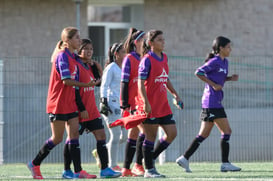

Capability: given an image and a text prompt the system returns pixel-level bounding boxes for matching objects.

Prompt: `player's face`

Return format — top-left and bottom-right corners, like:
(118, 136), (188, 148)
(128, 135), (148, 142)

(220, 42), (232, 57)
(116, 47), (126, 61)
(70, 31), (81, 50)
(152, 34), (165, 52)
(81, 43), (93, 60)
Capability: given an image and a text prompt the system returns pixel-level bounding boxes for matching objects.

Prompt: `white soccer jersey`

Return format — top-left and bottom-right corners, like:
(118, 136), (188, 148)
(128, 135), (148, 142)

(100, 62), (121, 108)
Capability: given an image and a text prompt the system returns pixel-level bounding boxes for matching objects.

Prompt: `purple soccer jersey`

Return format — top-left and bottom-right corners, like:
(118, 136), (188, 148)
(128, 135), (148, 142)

(55, 49), (74, 80)
(121, 52), (141, 82)
(195, 56), (229, 108)
(139, 51), (164, 80)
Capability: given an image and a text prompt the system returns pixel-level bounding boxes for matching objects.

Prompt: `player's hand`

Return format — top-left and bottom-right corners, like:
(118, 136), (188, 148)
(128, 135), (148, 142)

(80, 110), (89, 119)
(231, 74), (239, 81)
(143, 102), (151, 116)
(99, 98), (113, 116)
(173, 97), (184, 109)
(87, 80), (97, 87)
(212, 84), (222, 91)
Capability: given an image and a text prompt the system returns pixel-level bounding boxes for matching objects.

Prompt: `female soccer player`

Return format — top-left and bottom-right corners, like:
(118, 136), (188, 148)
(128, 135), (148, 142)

(176, 36), (241, 173)
(120, 28), (146, 177)
(27, 27), (95, 179)
(138, 29), (183, 178)
(62, 39), (121, 179)
(78, 38), (103, 86)
(100, 42), (126, 171)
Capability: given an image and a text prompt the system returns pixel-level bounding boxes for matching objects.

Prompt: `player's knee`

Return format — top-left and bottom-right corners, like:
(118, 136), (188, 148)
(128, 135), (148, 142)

(52, 137), (63, 145)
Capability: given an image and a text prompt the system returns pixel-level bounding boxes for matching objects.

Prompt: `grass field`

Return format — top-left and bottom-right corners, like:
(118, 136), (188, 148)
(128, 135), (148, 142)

(1, 162), (273, 180)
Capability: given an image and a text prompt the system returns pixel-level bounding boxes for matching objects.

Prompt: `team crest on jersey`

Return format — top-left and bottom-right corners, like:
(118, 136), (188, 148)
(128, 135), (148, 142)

(155, 68), (168, 83)
(84, 76), (95, 92)
(71, 65), (78, 80)
(218, 68), (227, 74)
(133, 77), (138, 83)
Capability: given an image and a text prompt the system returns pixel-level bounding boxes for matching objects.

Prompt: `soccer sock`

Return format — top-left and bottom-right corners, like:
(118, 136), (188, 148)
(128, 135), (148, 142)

(221, 134), (230, 163)
(68, 139), (82, 173)
(142, 140), (154, 170)
(97, 140), (108, 170)
(33, 138), (55, 166)
(63, 140), (71, 170)
(123, 138), (136, 169)
(153, 138), (170, 160)
(184, 135), (205, 160)
(107, 126), (120, 167)
(136, 133), (145, 165)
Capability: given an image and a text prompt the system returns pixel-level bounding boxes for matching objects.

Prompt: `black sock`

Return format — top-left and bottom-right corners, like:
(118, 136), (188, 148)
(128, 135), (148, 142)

(68, 139), (82, 173)
(33, 138), (55, 166)
(63, 140), (71, 170)
(123, 139), (136, 169)
(184, 135), (205, 160)
(142, 140), (154, 170)
(136, 133), (145, 165)
(97, 140), (108, 170)
(153, 138), (170, 160)
(221, 134), (230, 163)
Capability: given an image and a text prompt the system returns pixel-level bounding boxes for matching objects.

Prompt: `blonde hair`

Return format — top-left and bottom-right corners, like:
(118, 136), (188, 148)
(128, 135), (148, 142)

(50, 27), (78, 62)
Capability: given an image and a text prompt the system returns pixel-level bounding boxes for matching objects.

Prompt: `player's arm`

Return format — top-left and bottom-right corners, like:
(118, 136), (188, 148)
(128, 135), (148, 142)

(138, 57), (151, 115)
(195, 60), (222, 91)
(57, 53), (95, 87)
(166, 79), (183, 109)
(120, 57), (131, 109)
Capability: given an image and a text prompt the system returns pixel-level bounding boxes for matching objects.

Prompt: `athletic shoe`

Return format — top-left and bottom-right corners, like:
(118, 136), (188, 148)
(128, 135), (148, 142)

(100, 167), (121, 178)
(221, 162), (241, 172)
(176, 155), (192, 173)
(27, 161), (43, 179)
(112, 165), (121, 172)
(144, 168), (165, 178)
(62, 170), (75, 179)
(91, 149), (101, 168)
(132, 163), (145, 176)
(74, 170), (97, 179)
(121, 168), (137, 177)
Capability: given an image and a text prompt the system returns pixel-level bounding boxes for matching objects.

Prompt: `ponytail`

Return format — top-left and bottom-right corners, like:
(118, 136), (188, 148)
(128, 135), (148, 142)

(124, 28), (138, 53)
(104, 43), (123, 68)
(50, 40), (64, 63)
(205, 36), (231, 62)
(204, 52), (215, 63)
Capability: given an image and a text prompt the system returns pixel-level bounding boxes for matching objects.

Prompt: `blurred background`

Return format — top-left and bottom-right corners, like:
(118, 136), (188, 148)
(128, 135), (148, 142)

(0, 0), (273, 164)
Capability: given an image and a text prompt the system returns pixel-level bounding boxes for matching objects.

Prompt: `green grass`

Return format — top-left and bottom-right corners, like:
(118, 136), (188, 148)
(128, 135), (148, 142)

(1, 162), (273, 180)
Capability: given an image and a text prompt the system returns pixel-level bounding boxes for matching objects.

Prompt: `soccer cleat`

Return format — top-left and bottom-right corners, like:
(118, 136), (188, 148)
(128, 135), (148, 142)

(91, 149), (101, 168)
(131, 163), (145, 176)
(112, 165), (121, 172)
(27, 161), (44, 179)
(74, 170), (97, 179)
(100, 167), (121, 178)
(121, 168), (137, 177)
(221, 162), (241, 172)
(176, 155), (192, 173)
(62, 170), (75, 179)
(144, 168), (165, 178)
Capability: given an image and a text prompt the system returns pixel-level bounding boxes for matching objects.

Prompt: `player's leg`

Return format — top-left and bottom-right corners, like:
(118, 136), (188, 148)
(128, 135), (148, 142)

(153, 115), (176, 160)
(121, 127), (138, 176)
(176, 119), (214, 172)
(28, 118), (65, 179)
(214, 117), (241, 172)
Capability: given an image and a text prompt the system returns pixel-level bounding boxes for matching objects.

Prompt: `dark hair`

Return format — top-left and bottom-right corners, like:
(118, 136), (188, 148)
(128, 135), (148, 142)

(104, 43), (123, 67)
(142, 30), (163, 57)
(124, 27), (145, 53)
(204, 36), (231, 62)
(78, 38), (93, 54)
